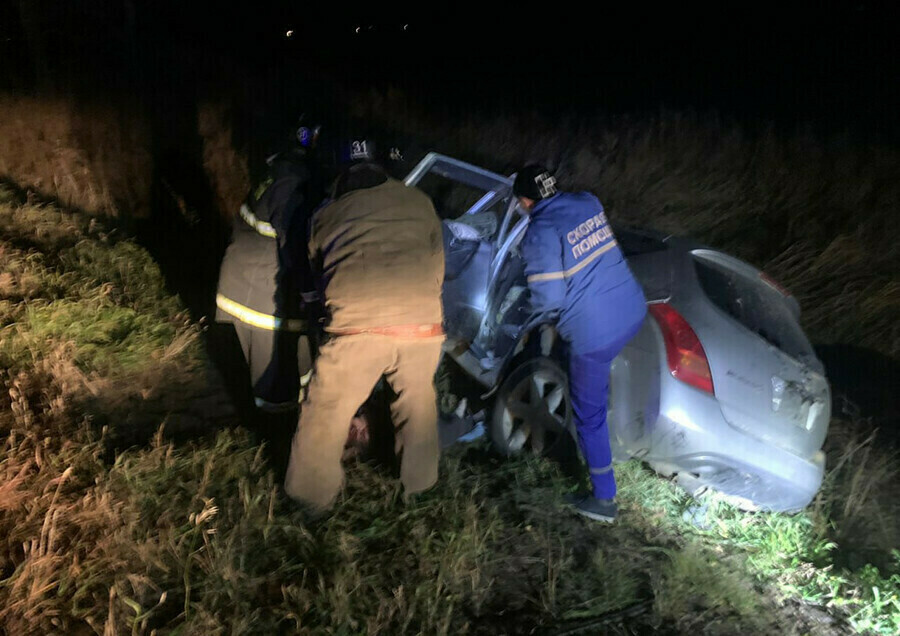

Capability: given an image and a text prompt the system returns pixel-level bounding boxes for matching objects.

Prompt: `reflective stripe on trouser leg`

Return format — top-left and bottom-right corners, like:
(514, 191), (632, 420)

(297, 334), (315, 402)
(284, 335), (391, 511)
(590, 464), (614, 476)
(569, 350), (616, 499)
(384, 337), (445, 496)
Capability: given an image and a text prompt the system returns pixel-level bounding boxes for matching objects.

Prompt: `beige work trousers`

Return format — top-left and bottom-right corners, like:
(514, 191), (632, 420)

(284, 333), (444, 511)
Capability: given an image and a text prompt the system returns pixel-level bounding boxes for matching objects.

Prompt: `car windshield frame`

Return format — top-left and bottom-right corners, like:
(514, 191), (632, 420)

(405, 153), (525, 278)
(405, 152), (512, 196)
(405, 153), (540, 358)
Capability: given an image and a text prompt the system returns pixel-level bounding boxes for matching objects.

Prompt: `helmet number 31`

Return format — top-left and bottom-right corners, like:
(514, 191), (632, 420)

(350, 140), (369, 160)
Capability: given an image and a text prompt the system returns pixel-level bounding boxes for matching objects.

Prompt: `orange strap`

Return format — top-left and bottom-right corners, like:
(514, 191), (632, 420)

(328, 323), (444, 338)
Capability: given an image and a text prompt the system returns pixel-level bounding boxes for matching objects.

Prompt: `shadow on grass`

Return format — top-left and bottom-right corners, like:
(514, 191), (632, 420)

(132, 103), (230, 325)
(1, 173), (240, 423)
(816, 343), (900, 446)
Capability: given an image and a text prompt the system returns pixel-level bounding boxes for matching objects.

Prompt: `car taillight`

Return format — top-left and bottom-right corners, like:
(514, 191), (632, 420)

(648, 303), (715, 394)
(759, 272), (790, 297)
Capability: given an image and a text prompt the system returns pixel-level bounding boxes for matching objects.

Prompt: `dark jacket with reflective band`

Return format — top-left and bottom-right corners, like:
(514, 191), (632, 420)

(216, 218), (297, 327)
(251, 152), (319, 303)
(250, 153), (309, 236)
(216, 155), (315, 329)
(309, 177), (444, 332)
(521, 192), (647, 352)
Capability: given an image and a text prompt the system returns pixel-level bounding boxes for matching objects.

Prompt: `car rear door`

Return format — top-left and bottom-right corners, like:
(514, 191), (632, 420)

(688, 250), (830, 460)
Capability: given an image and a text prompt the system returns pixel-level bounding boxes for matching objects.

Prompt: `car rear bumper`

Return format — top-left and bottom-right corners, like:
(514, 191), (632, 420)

(656, 450), (825, 512)
(647, 380), (826, 512)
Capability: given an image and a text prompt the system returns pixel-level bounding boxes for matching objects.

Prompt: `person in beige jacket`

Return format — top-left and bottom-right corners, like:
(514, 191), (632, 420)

(284, 139), (445, 512)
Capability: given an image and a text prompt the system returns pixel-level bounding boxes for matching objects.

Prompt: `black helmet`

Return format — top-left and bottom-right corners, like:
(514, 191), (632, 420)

(335, 136), (406, 175)
(331, 136), (389, 198)
(264, 113), (322, 167)
(513, 164), (558, 201)
(296, 124), (321, 149)
(338, 138), (377, 165)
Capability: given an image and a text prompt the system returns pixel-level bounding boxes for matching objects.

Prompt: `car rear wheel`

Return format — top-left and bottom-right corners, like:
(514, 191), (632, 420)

(491, 356), (575, 455)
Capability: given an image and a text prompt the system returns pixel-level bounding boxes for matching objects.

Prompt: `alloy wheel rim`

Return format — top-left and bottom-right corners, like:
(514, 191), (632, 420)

(500, 369), (569, 453)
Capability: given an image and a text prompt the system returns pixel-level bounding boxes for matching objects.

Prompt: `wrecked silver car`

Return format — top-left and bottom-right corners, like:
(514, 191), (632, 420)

(407, 153), (831, 512)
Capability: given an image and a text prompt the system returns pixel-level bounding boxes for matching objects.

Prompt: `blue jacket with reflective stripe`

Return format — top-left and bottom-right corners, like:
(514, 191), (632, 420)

(521, 192), (647, 352)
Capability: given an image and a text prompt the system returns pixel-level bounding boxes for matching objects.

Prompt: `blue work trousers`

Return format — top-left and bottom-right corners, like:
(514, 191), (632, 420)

(568, 327), (639, 500)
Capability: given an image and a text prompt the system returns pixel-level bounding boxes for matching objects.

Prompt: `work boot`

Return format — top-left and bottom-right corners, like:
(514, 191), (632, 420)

(565, 492), (617, 523)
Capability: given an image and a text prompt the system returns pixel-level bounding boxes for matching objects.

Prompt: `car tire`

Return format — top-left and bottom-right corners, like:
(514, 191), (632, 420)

(490, 356), (576, 456)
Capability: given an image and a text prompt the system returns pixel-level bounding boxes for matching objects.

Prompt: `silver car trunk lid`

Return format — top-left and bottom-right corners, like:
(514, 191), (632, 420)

(687, 250), (830, 459)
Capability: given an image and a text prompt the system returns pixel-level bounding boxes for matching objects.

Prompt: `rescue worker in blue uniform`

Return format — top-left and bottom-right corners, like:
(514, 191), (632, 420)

(514, 165), (647, 522)
(215, 123), (323, 413)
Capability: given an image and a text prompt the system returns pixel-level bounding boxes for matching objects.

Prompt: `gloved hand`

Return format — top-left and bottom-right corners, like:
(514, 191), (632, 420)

(300, 291), (319, 304)
(518, 310), (560, 339)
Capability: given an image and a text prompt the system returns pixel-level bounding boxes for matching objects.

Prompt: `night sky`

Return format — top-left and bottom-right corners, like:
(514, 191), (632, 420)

(172, 1), (899, 137)
(1, 0), (896, 138)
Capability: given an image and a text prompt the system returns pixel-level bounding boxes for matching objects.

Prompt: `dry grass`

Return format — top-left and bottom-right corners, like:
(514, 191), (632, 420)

(814, 420), (900, 573)
(653, 544), (767, 630)
(0, 96), (152, 218)
(197, 101), (251, 219)
(0, 96), (249, 226)
(2, 92), (899, 632)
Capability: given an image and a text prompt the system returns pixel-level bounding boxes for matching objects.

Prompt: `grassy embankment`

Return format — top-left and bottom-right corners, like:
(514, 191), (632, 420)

(1, 104), (900, 633)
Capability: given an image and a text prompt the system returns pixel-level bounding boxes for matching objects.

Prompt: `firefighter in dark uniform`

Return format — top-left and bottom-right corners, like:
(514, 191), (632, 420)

(215, 123), (323, 413)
